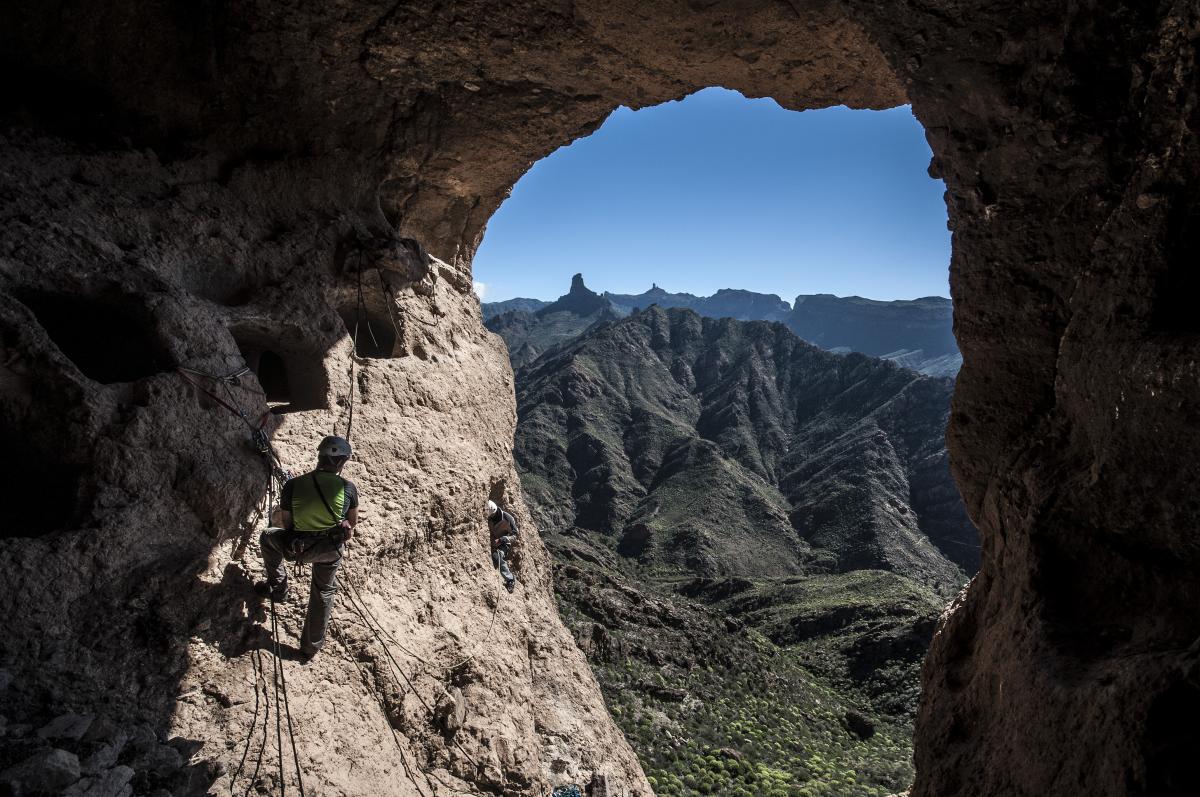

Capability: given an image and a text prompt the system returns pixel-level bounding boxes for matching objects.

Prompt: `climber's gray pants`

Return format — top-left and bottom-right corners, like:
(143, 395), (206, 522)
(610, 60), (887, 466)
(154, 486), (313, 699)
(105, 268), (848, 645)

(492, 545), (515, 584)
(260, 528), (343, 656)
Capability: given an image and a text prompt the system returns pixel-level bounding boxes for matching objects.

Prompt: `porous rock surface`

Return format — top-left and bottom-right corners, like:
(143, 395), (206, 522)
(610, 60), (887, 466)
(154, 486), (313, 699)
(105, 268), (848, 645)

(0, 135), (646, 794)
(2, 1), (1199, 796)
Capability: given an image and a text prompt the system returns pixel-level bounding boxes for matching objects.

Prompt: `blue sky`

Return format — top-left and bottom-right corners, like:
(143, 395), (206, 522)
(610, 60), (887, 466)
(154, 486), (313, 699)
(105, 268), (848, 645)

(473, 88), (949, 304)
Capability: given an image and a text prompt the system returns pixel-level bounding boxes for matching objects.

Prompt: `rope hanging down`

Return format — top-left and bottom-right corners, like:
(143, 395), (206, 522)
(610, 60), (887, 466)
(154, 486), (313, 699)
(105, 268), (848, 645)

(338, 550), (488, 777)
(338, 252), (378, 444)
(228, 648), (267, 797)
(270, 598), (306, 797)
(178, 366), (302, 796)
(344, 553), (502, 676)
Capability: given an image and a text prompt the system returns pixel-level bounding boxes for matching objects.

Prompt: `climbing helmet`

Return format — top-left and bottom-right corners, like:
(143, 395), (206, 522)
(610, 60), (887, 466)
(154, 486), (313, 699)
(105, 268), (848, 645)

(318, 435), (352, 460)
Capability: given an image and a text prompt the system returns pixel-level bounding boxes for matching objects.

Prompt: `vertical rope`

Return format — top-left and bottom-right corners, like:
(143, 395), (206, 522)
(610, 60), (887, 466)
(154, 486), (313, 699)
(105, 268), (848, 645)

(269, 602), (286, 796)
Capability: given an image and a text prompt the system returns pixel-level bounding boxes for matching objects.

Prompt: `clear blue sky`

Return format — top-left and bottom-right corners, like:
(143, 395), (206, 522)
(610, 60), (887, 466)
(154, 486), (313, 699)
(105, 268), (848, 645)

(473, 88), (950, 304)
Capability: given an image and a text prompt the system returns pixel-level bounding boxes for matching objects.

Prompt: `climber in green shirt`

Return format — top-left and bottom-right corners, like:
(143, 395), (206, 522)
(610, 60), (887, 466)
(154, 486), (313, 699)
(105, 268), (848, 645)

(256, 435), (359, 660)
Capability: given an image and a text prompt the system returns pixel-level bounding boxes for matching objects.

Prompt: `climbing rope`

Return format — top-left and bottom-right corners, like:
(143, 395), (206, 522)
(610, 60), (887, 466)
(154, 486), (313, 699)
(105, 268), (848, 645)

(268, 603), (285, 796)
(337, 551), (489, 776)
(272, 598), (307, 797)
(333, 632), (435, 797)
(376, 269), (405, 342)
(244, 648), (271, 797)
(337, 252), (378, 443)
(343, 552), (502, 676)
(268, 598), (306, 797)
(229, 647), (266, 797)
(176, 366), (290, 490)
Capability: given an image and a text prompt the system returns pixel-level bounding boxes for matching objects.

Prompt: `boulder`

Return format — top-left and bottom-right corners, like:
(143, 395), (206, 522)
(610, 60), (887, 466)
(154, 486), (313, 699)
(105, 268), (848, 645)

(37, 713), (95, 742)
(0, 748), (81, 795)
(434, 687), (468, 735)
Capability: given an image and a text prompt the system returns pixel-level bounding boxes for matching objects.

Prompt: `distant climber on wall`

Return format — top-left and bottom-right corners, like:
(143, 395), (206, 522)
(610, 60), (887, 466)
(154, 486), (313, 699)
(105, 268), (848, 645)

(256, 435), (359, 660)
(486, 499), (519, 593)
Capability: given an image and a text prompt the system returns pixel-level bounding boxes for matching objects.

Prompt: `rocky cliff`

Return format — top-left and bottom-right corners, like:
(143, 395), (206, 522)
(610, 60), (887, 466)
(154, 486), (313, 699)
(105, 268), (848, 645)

(786, 295), (960, 379)
(487, 275), (622, 368)
(481, 297), (551, 321)
(604, 286), (792, 323)
(0, 134), (647, 795)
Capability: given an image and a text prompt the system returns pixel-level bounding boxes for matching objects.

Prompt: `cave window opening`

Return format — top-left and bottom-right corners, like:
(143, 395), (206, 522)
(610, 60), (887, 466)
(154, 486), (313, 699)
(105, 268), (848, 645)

(232, 331), (329, 415)
(338, 307), (398, 359)
(17, 291), (171, 384)
(257, 350), (291, 406)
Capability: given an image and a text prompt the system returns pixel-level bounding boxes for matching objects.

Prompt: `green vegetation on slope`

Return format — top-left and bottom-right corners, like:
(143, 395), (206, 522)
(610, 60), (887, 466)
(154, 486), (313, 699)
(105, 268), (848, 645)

(552, 544), (936, 796)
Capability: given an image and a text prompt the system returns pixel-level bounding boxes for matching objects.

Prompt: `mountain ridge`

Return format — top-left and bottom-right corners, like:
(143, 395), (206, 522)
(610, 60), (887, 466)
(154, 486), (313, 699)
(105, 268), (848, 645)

(484, 275), (961, 377)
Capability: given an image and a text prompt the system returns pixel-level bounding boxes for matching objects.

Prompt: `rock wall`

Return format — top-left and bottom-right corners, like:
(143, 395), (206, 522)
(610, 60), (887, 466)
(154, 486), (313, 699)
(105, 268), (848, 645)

(0, 132), (647, 794)
(2, 1), (1199, 795)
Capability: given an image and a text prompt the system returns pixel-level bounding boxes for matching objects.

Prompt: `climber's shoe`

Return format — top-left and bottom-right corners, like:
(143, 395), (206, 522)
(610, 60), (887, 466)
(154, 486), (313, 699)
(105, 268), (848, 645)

(254, 581), (289, 603)
(505, 578), (517, 594)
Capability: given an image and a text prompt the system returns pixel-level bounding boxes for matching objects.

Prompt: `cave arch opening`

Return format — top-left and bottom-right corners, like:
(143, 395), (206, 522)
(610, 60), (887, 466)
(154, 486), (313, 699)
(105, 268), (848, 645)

(472, 87), (972, 797)
(1, 1), (1190, 794)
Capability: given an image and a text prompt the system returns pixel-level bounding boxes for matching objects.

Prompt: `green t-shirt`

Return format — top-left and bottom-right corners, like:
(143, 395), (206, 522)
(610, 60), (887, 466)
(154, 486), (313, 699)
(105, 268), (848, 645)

(281, 471), (359, 533)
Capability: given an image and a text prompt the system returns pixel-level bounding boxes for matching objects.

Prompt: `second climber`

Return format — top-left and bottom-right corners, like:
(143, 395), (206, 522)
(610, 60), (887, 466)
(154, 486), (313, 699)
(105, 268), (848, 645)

(256, 435), (359, 660)
(486, 499), (519, 593)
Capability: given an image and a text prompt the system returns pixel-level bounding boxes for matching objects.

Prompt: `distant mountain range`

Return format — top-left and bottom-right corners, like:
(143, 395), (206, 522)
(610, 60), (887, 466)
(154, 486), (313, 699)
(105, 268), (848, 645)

(496, 295), (978, 793)
(483, 275), (961, 377)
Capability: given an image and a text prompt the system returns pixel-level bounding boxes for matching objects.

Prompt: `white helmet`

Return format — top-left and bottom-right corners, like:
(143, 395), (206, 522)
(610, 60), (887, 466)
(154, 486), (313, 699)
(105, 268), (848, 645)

(486, 500), (499, 517)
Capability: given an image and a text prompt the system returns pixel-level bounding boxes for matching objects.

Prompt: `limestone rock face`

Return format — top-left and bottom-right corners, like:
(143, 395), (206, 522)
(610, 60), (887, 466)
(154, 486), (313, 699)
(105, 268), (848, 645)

(2, 1), (1199, 796)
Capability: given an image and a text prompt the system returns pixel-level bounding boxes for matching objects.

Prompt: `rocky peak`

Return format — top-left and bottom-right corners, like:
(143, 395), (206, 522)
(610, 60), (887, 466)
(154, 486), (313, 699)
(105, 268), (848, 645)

(537, 273), (611, 317)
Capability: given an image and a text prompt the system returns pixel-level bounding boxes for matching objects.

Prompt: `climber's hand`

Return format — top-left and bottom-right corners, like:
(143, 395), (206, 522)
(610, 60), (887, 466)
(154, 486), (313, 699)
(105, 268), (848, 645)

(340, 519), (354, 543)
